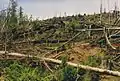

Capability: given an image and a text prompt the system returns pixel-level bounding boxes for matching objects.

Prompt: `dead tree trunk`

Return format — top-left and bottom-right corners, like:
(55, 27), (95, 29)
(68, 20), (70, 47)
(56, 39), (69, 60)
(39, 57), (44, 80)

(103, 27), (116, 49)
(1, 51), (120, 76)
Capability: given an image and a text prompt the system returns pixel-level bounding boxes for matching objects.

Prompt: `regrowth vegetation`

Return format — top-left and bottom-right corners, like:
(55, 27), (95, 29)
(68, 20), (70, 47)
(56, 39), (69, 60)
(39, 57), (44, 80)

(0, 0), (120, 81)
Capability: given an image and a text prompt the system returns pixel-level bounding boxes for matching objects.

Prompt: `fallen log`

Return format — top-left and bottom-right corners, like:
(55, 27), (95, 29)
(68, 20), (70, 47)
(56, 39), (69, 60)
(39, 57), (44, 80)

(44, 32), (82, 55)
(0, 51), (120, 76)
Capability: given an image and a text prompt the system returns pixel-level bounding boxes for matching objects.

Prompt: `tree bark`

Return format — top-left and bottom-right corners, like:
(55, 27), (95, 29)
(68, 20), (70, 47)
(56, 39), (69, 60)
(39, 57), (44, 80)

(103, 27), (116, 49)
(0, 51), (120, 76)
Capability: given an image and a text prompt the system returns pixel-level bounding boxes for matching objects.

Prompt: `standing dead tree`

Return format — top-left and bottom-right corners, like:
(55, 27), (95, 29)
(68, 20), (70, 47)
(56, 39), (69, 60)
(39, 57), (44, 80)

(0, 4), (10, 53)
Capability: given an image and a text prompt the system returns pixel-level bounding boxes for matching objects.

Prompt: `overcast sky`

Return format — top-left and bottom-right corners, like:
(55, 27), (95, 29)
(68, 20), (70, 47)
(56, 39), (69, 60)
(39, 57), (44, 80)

(0, 0), (120, 19)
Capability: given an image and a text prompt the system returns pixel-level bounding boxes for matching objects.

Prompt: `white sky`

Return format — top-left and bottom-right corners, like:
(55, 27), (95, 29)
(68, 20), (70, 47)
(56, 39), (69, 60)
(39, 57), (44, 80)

(0, 0), (120, 19)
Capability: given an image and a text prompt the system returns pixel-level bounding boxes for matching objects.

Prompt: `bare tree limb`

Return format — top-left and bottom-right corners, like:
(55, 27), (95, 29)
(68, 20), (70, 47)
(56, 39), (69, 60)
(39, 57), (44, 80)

(1, 51), (120, 76)
(43, 61), (53, 73)
(103, 27), (116, 49)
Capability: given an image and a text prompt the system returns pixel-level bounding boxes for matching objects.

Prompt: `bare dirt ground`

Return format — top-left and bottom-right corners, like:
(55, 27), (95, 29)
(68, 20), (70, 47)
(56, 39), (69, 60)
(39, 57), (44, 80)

(0, 42), (120, 81)
(0, 42), (103, 64)
(47, 42), (103, 63)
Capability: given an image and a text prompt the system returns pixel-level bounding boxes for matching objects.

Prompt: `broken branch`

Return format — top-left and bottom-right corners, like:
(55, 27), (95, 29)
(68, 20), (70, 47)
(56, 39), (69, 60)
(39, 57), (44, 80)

(0, 51), (120, 76)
